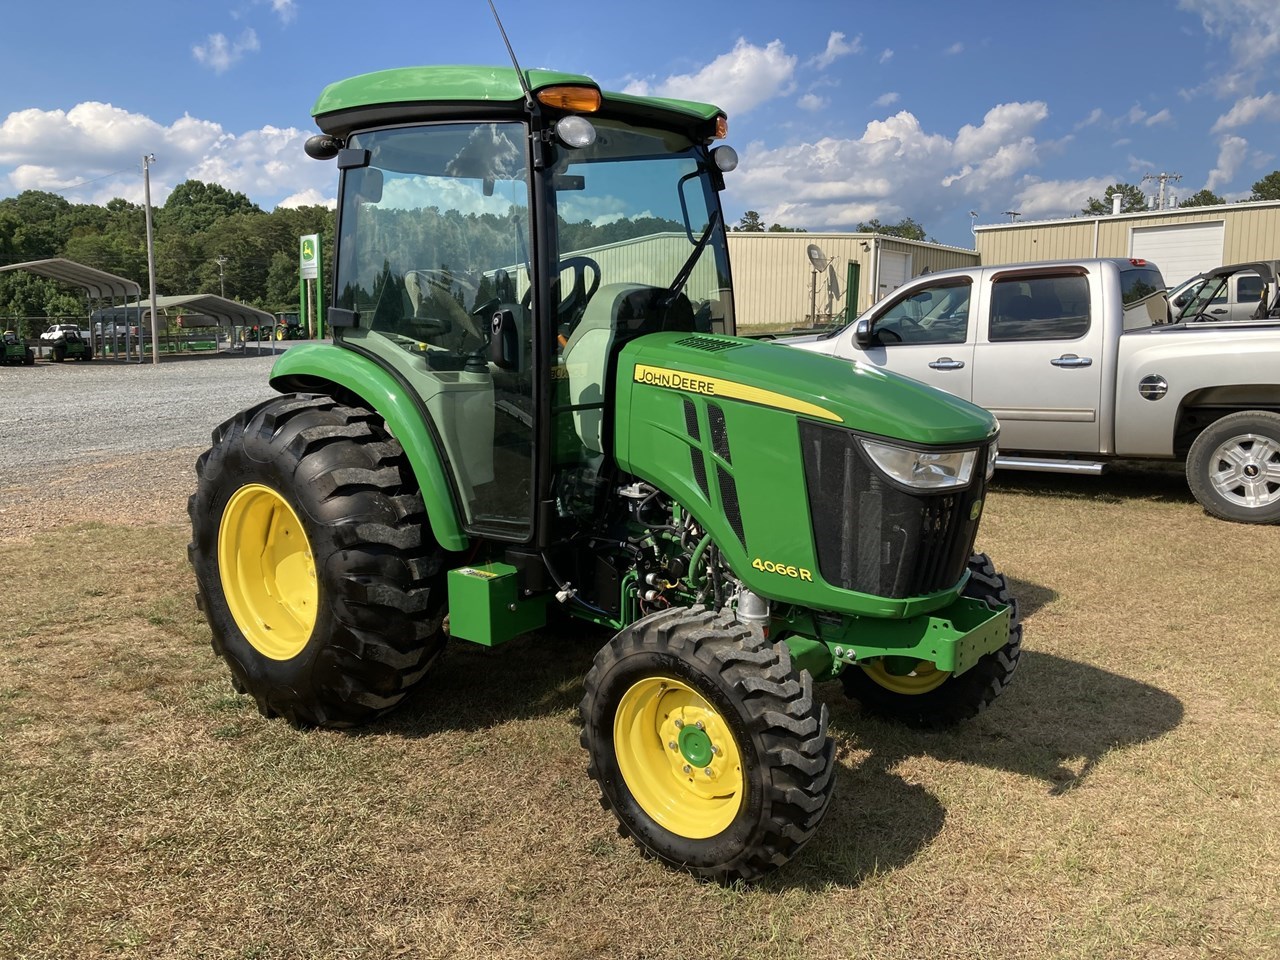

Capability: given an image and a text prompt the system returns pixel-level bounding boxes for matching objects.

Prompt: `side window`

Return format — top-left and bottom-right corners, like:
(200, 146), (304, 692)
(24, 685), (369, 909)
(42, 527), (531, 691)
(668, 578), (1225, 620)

(1237, 274), (1264, 303)
(870, 280), (971, 344)
(989, 274), (1090, 341)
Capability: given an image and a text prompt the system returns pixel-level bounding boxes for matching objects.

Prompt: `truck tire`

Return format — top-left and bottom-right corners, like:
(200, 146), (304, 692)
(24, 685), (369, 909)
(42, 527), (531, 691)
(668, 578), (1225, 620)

(51, 344), (65, 362)
(1185, 410), (1280, 524)
(580, 606), (835, 881)
(841, 553), (1022, 728)
(188, 393), (448, 728)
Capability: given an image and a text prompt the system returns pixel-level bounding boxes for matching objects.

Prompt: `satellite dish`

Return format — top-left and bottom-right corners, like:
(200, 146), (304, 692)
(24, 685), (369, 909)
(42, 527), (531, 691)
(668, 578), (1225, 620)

(806, 243), (830, 272)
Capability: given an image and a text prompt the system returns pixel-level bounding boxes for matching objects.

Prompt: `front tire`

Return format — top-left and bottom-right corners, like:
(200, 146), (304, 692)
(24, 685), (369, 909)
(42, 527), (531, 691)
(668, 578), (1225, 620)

(1186, 411), (1280, 524)
(580, 607), (835, 881)
(841, 553), (1022, 728)
(188, 394), (448, 728)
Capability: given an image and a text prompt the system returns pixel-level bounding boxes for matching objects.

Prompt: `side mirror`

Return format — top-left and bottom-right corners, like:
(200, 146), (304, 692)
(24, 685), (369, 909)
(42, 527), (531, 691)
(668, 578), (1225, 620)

(1173, 294), (1187, 307)
(487, 308), (521, 371)
(852, 317), (874, 348)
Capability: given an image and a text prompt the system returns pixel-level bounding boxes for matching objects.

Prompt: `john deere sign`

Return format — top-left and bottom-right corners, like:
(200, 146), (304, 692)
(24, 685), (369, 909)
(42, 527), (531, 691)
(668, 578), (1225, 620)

(300, 234), (320, 280)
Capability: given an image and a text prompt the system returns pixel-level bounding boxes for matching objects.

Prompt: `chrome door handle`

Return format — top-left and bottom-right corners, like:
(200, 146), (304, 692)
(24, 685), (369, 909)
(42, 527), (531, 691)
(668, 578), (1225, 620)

(928, 358), (965, 370)
(1050, 354), (1093, 368)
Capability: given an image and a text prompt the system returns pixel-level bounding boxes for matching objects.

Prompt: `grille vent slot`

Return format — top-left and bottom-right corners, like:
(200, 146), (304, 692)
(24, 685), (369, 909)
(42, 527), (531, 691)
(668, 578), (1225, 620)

(674, 335), (741, 352)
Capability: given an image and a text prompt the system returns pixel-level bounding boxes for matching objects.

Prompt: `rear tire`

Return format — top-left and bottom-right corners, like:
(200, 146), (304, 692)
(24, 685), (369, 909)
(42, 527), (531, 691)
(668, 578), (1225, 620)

(188, 393), (448, 728)
(581, 606), (835, 881)
(1186, 411), (1280, 524)
(51, 344), (65, 362)
(841, 553), (1022, 728)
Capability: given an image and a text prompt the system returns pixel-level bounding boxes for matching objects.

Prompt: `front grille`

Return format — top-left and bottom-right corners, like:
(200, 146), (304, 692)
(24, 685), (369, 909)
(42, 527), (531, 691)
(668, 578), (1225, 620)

(799, 422), (986, 598)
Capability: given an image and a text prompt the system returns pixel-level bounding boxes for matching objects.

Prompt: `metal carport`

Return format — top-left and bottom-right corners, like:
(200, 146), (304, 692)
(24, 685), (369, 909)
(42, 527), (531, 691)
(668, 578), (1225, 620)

(0, 258), (144, 360)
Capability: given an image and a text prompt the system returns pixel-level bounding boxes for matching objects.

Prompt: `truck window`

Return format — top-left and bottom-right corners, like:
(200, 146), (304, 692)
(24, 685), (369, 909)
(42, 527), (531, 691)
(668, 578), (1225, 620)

(1119, 264), (1169, 329)
(989, 275), (1089, 341)
(1238, 274), (1264, 304)
(870, 279), (970, 344)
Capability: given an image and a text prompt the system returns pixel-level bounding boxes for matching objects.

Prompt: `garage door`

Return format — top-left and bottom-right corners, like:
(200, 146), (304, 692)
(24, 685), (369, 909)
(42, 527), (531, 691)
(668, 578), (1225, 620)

(1130, 222), (1224, 287)
(877, 250), (912, 299)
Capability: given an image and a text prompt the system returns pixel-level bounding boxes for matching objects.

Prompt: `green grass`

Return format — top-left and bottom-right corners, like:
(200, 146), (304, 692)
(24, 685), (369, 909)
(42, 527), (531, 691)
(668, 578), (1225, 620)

(2, 471), (1278, 959)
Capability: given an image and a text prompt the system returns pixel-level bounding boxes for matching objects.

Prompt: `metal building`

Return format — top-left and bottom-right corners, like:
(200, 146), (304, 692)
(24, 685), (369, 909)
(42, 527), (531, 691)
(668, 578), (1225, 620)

(973, 200), (1280, 287)
(726, 233), (979, 329)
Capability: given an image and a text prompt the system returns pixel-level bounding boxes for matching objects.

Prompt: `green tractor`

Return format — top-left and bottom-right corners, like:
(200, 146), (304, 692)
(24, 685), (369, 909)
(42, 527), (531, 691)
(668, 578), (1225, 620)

(274, 313), (308, 341)
(188, 66), (1021, 881)
(51, 329), (92, 362)
(2, 330), (35, 366)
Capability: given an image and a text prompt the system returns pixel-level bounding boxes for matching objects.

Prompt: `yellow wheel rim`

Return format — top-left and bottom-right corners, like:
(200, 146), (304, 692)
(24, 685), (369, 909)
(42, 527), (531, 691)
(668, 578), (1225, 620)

(613, 676), (744, 840)
(862, 658), (951, 695)
(217, 483), (318, 660)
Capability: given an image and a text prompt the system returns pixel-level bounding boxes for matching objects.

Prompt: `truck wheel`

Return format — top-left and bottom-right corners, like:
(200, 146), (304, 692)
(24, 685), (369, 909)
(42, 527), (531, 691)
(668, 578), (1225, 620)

(51, 345), (65, 362)
(1185, 411), (1280, 524)
(187, 394), (448, 728)
(580, 606), (835, 881)
(841, 553), (1022, 728)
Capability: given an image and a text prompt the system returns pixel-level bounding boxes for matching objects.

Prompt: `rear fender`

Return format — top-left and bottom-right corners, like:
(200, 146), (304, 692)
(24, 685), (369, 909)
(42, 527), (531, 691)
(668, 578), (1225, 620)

(269, 342), (468, 550)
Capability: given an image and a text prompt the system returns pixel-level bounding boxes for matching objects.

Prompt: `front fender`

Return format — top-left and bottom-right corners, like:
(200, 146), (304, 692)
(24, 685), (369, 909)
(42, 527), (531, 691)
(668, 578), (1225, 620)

(269, 342), (469, 551)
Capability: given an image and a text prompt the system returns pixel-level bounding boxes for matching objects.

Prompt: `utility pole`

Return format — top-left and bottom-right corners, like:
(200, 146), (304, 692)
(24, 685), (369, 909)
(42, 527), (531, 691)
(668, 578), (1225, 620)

(1142, 172), (1182, 210)
(215, 255), (228, 298)
(143, 153), (160, 365)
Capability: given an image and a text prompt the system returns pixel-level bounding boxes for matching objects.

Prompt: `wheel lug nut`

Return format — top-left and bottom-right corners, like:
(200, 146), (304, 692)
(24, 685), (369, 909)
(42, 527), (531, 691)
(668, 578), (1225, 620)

(668, 741), (678, 751)
(682, 764), (692, 774)
(674, 719), (684, 729)
(704, 767), (713, 777)
(695, 720), (704, 730)
(710, 745), (720, 755)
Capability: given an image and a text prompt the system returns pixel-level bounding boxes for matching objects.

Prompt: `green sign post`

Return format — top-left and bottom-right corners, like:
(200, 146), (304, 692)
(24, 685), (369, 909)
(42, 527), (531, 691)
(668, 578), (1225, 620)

(299, 234), (324, 338)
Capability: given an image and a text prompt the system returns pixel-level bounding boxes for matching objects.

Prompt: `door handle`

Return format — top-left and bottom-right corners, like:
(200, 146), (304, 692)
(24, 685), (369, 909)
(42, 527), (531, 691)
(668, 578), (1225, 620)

(928, 358), (965, 370)
(1210, 308), (1228, 314)
(1050, 354), (1093, 368)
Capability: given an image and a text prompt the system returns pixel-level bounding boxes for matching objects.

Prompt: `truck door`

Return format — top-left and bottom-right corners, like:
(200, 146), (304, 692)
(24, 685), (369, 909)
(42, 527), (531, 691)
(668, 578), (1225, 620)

(971, 267), (1104, 454)
(827, 275), (975, 399)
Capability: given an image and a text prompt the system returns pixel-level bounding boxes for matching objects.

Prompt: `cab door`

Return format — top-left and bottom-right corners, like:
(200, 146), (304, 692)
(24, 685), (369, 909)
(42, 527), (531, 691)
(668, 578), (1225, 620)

(971, 267), (1104, 454)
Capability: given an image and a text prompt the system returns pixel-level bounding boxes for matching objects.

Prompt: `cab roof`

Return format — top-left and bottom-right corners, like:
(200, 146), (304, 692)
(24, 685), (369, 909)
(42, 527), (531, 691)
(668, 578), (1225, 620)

(311, 65), (725, 139)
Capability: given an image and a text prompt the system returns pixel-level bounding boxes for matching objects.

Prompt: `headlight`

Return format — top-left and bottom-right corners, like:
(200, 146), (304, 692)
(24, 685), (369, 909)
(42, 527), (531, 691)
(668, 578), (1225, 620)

(986, 438), (999, 481)
(859, 438), (977, 490)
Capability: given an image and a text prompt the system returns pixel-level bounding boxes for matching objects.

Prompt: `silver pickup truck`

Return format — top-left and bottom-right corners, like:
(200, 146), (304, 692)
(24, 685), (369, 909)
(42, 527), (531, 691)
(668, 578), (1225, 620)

(787, 257), (1280, 524)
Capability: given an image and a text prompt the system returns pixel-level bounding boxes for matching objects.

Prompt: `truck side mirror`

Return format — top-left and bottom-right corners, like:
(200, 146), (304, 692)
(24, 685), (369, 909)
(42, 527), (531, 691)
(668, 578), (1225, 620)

(852, 317), (874, 348)
(487, 308), (521, 371)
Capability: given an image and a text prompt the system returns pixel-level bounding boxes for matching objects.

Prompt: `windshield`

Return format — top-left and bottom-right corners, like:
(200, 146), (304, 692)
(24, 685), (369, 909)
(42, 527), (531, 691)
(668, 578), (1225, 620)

(1181, 275), (1230, 322)
(549, 118), (734, 338)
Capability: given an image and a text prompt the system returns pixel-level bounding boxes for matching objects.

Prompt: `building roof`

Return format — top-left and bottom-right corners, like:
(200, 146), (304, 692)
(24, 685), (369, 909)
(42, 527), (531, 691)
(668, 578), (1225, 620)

(92, 294), (273, 325)
(0, 257), (141, 299)
(973, 198), (1280, 233)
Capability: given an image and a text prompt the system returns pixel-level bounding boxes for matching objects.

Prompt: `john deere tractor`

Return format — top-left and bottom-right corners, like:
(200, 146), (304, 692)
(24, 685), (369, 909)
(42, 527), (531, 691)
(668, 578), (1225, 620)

(188, 66), (1021, 881)
(50, 329), (92, 363)
(2, 330), (35, 366)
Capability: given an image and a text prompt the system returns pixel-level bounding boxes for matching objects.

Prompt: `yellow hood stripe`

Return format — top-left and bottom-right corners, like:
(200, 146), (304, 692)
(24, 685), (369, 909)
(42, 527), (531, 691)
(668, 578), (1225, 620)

(633, 364), (843, 423)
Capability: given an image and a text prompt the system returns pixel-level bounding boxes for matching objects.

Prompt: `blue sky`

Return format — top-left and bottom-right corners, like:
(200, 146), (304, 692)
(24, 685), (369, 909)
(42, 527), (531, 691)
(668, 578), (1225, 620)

(1, 0), (1277, 247)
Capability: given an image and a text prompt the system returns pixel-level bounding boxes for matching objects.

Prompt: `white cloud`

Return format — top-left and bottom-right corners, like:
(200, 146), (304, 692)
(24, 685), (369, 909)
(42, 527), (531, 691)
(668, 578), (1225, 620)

(1075, 107), (1104, 129)
(1127, 154), (1155, 172)
(810, 31), (862, 69)
(277, 188), (335, 209)
(270, 0), (298, 24)
(623, 38), (796, 116)
(945, 42), (964, 55)
(1125, 103), (1148, 124)
(1180, 0), (1280, 67)
(0, 101), (331, 211)
(1012, 176), (1118, 218)
(192, 29), (260, 73)
(1145, 108), (1173, 126)
(1205, 134), (1249, 190)
(798, 93), (827, 112)
(873, 92), (900, 108)
(879, 49), (894, 64)
(1212, 91), (1280, 131)
(728, 101), (1051, 229)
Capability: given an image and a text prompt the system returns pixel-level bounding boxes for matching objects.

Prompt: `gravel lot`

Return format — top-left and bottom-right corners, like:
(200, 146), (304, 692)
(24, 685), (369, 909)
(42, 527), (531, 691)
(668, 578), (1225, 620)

(0, 351), (287, 541)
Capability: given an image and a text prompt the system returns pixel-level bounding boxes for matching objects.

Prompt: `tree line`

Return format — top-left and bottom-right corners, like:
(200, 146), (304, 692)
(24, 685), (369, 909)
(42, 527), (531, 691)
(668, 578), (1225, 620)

(0, 181), (335, 330)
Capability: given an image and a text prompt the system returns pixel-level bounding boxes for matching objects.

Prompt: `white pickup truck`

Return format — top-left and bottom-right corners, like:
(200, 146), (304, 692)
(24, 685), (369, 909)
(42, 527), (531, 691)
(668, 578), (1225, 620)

(787, 258), (1280, 524)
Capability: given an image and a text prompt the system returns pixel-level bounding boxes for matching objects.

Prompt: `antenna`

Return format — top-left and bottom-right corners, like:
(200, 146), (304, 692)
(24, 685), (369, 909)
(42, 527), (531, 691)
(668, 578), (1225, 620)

(488, 1), (533, 108)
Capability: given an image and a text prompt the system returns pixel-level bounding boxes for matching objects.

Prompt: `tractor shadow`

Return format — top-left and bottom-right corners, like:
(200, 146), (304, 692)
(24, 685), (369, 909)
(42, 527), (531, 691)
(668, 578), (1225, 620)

(769, 650), (1184, 891)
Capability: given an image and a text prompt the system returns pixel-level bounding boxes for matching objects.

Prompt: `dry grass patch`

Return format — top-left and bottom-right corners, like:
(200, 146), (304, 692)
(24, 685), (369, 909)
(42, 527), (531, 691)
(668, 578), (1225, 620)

(2, 468), (1279, 959)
